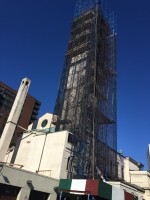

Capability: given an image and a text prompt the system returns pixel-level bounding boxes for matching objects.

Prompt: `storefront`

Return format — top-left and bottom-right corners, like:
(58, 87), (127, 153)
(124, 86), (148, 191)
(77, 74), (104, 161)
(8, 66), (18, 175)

(57, 179), (140, 200)
(0, 184), (20, 200)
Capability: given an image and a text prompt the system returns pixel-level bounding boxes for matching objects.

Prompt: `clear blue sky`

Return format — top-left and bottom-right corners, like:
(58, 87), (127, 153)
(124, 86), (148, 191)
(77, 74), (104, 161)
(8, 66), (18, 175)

(0, 0), (150, 169)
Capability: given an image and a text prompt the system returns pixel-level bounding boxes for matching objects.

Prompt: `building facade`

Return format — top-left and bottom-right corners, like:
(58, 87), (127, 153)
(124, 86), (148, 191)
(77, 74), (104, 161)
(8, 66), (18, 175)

(53, 0), (117, 179)
(0, 81), (41, 142)
(5, 113), (72, 180)
(0, 164), (58, 200)
(113, 152), (150, 199)
(5, 113), (149, 199)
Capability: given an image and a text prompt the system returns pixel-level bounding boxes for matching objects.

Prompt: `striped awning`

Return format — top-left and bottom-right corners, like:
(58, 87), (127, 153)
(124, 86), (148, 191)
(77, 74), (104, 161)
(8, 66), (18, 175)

(58, 179), (141, 200)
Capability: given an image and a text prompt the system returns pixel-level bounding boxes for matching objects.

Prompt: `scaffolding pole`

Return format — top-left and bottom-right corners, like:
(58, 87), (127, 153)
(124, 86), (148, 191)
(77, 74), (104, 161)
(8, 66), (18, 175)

(52, 0), (117, 180)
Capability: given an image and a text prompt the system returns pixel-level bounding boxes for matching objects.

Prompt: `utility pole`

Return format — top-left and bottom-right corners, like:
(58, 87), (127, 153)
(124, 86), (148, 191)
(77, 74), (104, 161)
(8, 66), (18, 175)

(0, 78), (31, 162)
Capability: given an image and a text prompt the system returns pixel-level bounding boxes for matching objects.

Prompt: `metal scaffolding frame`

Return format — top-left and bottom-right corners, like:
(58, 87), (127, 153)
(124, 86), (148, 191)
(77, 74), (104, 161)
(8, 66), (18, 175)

(52, 0), (117, 180)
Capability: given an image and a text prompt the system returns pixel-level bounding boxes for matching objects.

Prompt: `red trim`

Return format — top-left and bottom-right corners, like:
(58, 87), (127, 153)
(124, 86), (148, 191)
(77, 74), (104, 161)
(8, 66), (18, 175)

(125, 192), (134, 200)
(86, 180), (99, 196)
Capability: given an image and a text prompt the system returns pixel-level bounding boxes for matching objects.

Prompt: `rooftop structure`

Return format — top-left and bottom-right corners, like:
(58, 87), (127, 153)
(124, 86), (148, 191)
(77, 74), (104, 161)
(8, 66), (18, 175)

(0, 78), (31, 162)
(52, 0), (117, 179)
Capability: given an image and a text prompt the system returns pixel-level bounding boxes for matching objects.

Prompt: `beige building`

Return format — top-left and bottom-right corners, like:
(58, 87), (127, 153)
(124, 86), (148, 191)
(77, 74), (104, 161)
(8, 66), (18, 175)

(110, 152), (150, 199)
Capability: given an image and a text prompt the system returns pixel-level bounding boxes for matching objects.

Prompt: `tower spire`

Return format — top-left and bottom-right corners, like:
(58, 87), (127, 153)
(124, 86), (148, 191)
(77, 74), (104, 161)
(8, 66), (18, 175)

(74, 0), (101, 18)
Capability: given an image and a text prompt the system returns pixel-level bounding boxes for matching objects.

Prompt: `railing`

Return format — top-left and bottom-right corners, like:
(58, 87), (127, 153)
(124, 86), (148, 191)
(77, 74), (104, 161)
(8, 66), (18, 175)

(0, 161), (24, 169)
(36, 169), (53, 177)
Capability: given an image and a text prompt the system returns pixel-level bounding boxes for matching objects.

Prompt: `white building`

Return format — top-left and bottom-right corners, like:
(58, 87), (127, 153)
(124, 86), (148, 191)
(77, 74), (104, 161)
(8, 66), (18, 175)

(5, 113), (73, 180)
(2, 113), (150, 199)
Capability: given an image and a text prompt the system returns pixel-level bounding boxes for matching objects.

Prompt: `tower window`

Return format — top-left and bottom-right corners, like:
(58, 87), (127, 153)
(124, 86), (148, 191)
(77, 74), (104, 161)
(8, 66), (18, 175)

(41, 119), (48, 128)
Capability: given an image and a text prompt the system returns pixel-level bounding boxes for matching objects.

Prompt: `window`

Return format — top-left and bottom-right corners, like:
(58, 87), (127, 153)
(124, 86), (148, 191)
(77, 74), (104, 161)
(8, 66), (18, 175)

(68, 133), (78, 145)
(41, 119), (48, 128)
(121, 166), (124, 179)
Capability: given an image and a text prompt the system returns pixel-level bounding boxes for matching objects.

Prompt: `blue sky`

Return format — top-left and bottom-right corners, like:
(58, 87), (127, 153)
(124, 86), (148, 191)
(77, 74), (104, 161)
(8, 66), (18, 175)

(0, 0), (150, 169)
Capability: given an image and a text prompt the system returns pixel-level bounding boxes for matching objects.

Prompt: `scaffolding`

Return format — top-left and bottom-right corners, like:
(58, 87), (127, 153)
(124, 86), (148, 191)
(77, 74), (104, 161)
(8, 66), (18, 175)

(53, 0), (117, 180)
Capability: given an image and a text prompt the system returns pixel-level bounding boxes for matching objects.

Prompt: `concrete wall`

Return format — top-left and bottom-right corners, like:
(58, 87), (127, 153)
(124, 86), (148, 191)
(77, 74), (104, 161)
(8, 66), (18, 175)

(7, 114), (72, 180)
(128, 159), (140, 171)
(13, 130), (71, 179)
(0, 164), (58, 200)
(39, 130), (71, 179)
(130, 171), (150, 200)
(14, 133), (47, 172)
(11, 113), (52, 172)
